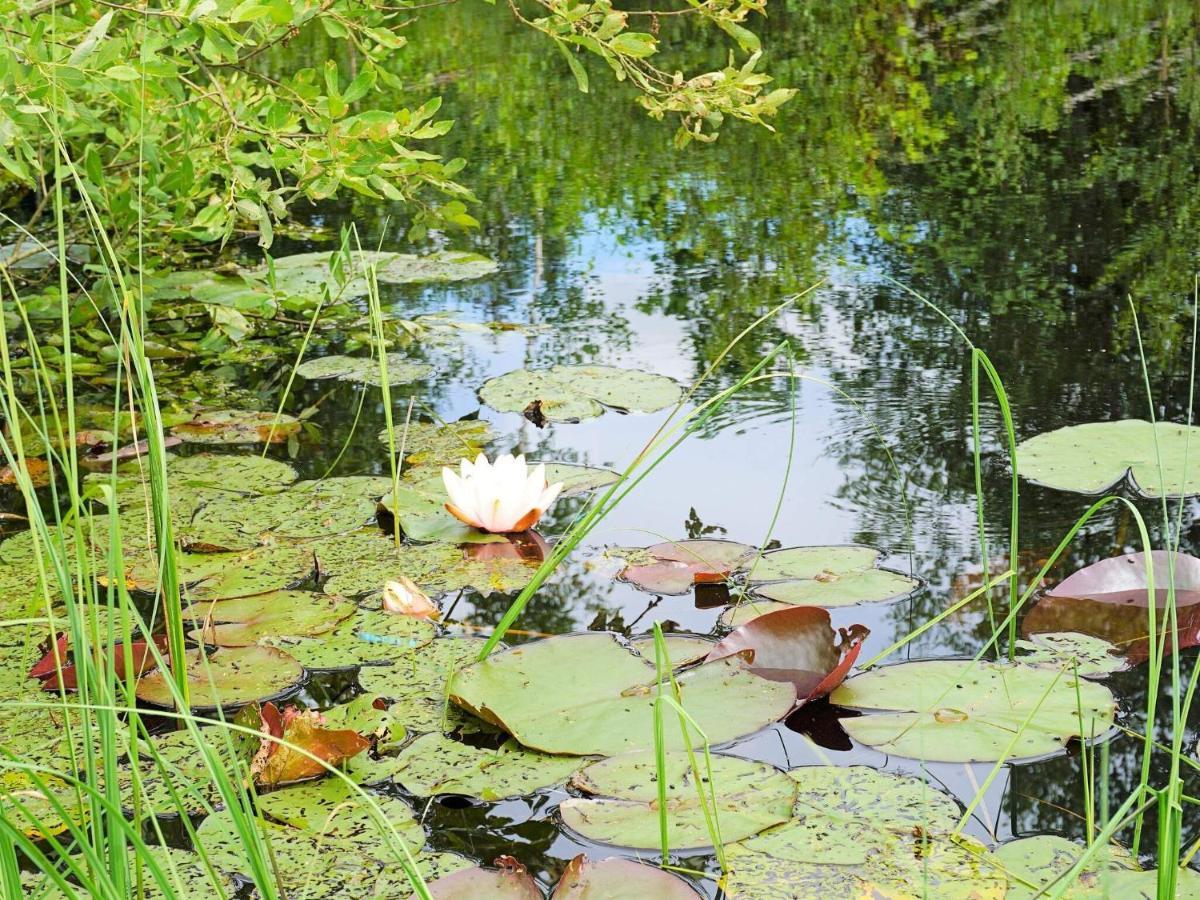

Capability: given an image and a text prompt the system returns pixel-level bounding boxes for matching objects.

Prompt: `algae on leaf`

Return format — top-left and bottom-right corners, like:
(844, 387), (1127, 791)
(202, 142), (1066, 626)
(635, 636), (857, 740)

(390, 732), (579, 800)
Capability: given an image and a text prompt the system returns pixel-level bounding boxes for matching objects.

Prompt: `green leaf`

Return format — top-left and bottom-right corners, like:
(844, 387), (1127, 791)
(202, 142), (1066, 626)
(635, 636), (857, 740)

(68, 10), (114, 66)
(105, 65), (141, 82)
(609, 32), (657, 58)
(556, 40), (589, 93)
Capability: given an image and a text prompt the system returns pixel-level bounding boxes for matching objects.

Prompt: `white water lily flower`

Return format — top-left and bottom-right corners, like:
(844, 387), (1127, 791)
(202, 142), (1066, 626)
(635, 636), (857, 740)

(442, 453), (563, 534)
(381, 577), (438, 619)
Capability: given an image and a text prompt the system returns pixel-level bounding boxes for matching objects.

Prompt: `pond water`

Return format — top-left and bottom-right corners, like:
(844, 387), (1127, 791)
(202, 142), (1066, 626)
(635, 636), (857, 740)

(8, 1), (1200, 896)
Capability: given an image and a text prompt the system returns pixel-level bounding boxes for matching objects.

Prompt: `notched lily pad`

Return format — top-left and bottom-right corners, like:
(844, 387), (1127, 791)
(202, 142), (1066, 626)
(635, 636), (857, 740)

(561, 751), (796, 850)
(1016, 419), (1200, 497)
(295, 353), (433, 386)
(135, 645), (305, 712)
(448, 633), (796, 756)
(171, 409), (301, 445)
(830, 659), (1116, 762)
(479, 365), (682, 424)
(615, 539), (754, 595)
(630, 635), (715, 668)
(740, 545), (920, 608)
(1013, 632), (1126, 677)
(389, 732), (578, 800)
(0, 771), (87, 839)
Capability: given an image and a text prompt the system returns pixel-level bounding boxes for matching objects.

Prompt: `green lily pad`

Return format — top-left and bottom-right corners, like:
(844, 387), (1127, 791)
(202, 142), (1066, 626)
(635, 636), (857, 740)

(1101, 869), (1200, 897)
(830, 660), (1116, 762)
(448, 633), (796, 756)
(616, 540), (755, 595)
(266, 249), (498, 298)
(1013, 632), (1127, 677)
(356, 638), (490, 742)
(722, 765), (1001, 899)
(1016, 419), (1200, 497)
(561, 751), (795, 850)
(120, 725), (247, 817)
(740, 546), (920, 608)
(182, 591), (356, 646)
(182, 544), (318, 600)
(185, 478), (384, 551)
(171, 409), (301, 446)
(630, 635), (715, 667)
(390, 732), (579, 800)
(135, 645), (305, 712)
(0, 771), (87, 839)
(718, 599), (793, 628)
(320, 693), (406, 750)
(261, 608), (436, 670)
(993, 835), (1139, 898)
(255, 777), (425, 852)
(377, 420), (494, 467)
(295, 353), (433, 387)
(551, 855), (701, 898)
(479, 365), (682, 423)
(313, 531), (538, 597)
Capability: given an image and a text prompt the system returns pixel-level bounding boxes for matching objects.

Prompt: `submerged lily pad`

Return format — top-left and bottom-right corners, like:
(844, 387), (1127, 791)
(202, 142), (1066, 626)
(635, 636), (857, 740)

(295, 353), (433, 387)
(171, 409), (301, 445)
(723, 766), (1001, 899)
(830, 660), (1116, 762)
(551, 855), (701, 899)
(183, 591), (356, 647)
(266, 249), (498, 298)
(1016, 419), (1200, 497)
(262, 607), (436, 670)
(1013, 632), (1126, 677)
(135, 645), (305, 712)
(256, 777), (425, 851)
(377, 420), (494, 467)
(741, 545), (920, 608)
(479, 365), (682, 423)
(616, 539), (754, 595)
(561, 751), (795, 850)
(449, 633), (796, 756)
(390, 732), (579, 800)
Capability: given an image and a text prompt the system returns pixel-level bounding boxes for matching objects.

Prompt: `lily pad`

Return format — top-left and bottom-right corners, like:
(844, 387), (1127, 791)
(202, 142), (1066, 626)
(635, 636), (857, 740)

(561, 751), (795, 850)
(1016, 419), (1200, 497)
(424, 858), (541, 900)
(1013, 632), (1127, 677)
(135, 645), (305, 712)
(448, 633), (796, 756)
(256, 777), (424, 850)
(550, 855), (701, 899)
(262, 607), (436, 670)
(993, 835), (1139, 898)
(0, 771), (87, 839)
(1023, 593), (1200, 666)
(616, 540), (755, 595)
(185, 478), (383, 551)
(120, 725), (246, 816)
(266, 249), (498, 298)
(182, 544), (318, 601)
(183, 591), (356, 646)
(705, 606), (868, 700)
(479, 365), (682, 423)
(295, 353), (433, 387)
(722, 765), (1000, 899)
(830, 660), (1116, 762)
(1047, 550), (1200, 606)
(740, 545), (920, 608)
(630, 635), (715, 668)
(719, 599), (798, 628)
(377, 420), (494, 467)
(389, 732), (579, 800)
(171, 409), (301, 445)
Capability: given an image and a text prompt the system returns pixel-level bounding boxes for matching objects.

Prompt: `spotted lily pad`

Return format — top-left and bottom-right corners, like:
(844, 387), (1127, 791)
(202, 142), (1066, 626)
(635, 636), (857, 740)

(423, 858), (541, 899)
(630, 635), (715, 668)
(722, 766), (1001, 899)
(830, 660), (1116, 762)
(561, 751), (795, 850)
(120, 725), (247, 816)
(183, 591), (356, 647)
(1013, 632), (1126, 677)
(255, 777), (425, 851)
(171, 409), (301, 445)
(389, 732), (579, 800)
(550, 855), (701, 898)
(479, 365), (682, 423)
(377, 420), (494, 467)
(135, 645), (305, 712)
(182, 544), (317, 601)
(266, 249), (498, 298)
(718, 599), (793, 628)
(448, 633), (796, 756)
(993, 835), (1139, 898)
(262, 607), (436, 670)
(1022, 593), (1200, 666)
(295, 353), (433, 387)
(740, 546), (920, 608)
(1016, 419), (1200, 497)
(0, 771), (87, 839)
(615, 540), (754, 595)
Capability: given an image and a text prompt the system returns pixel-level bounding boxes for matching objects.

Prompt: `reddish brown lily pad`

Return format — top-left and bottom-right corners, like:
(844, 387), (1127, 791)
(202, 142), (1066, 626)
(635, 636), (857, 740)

(0, 457), (51, 487)
(1046, 550), (1200, 607)
(617, 539), (754, 595)
(79, 436), (183, 469)
(426, 856), (542, 899)
(28, 634), (168, 690)
(705, 606), (868, 701)
(551, 855), (700, 898)
(248, 702), (370, 788)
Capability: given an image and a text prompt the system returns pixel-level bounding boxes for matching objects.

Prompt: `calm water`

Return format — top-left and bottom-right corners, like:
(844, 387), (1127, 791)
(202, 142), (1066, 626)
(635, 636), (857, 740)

(33, 2), (1200, 890)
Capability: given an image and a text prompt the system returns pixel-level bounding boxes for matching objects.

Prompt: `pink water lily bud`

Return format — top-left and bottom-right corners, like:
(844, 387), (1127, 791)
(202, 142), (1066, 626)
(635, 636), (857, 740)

(442, 453), (564, 534)
(381, 577), (439, 619)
